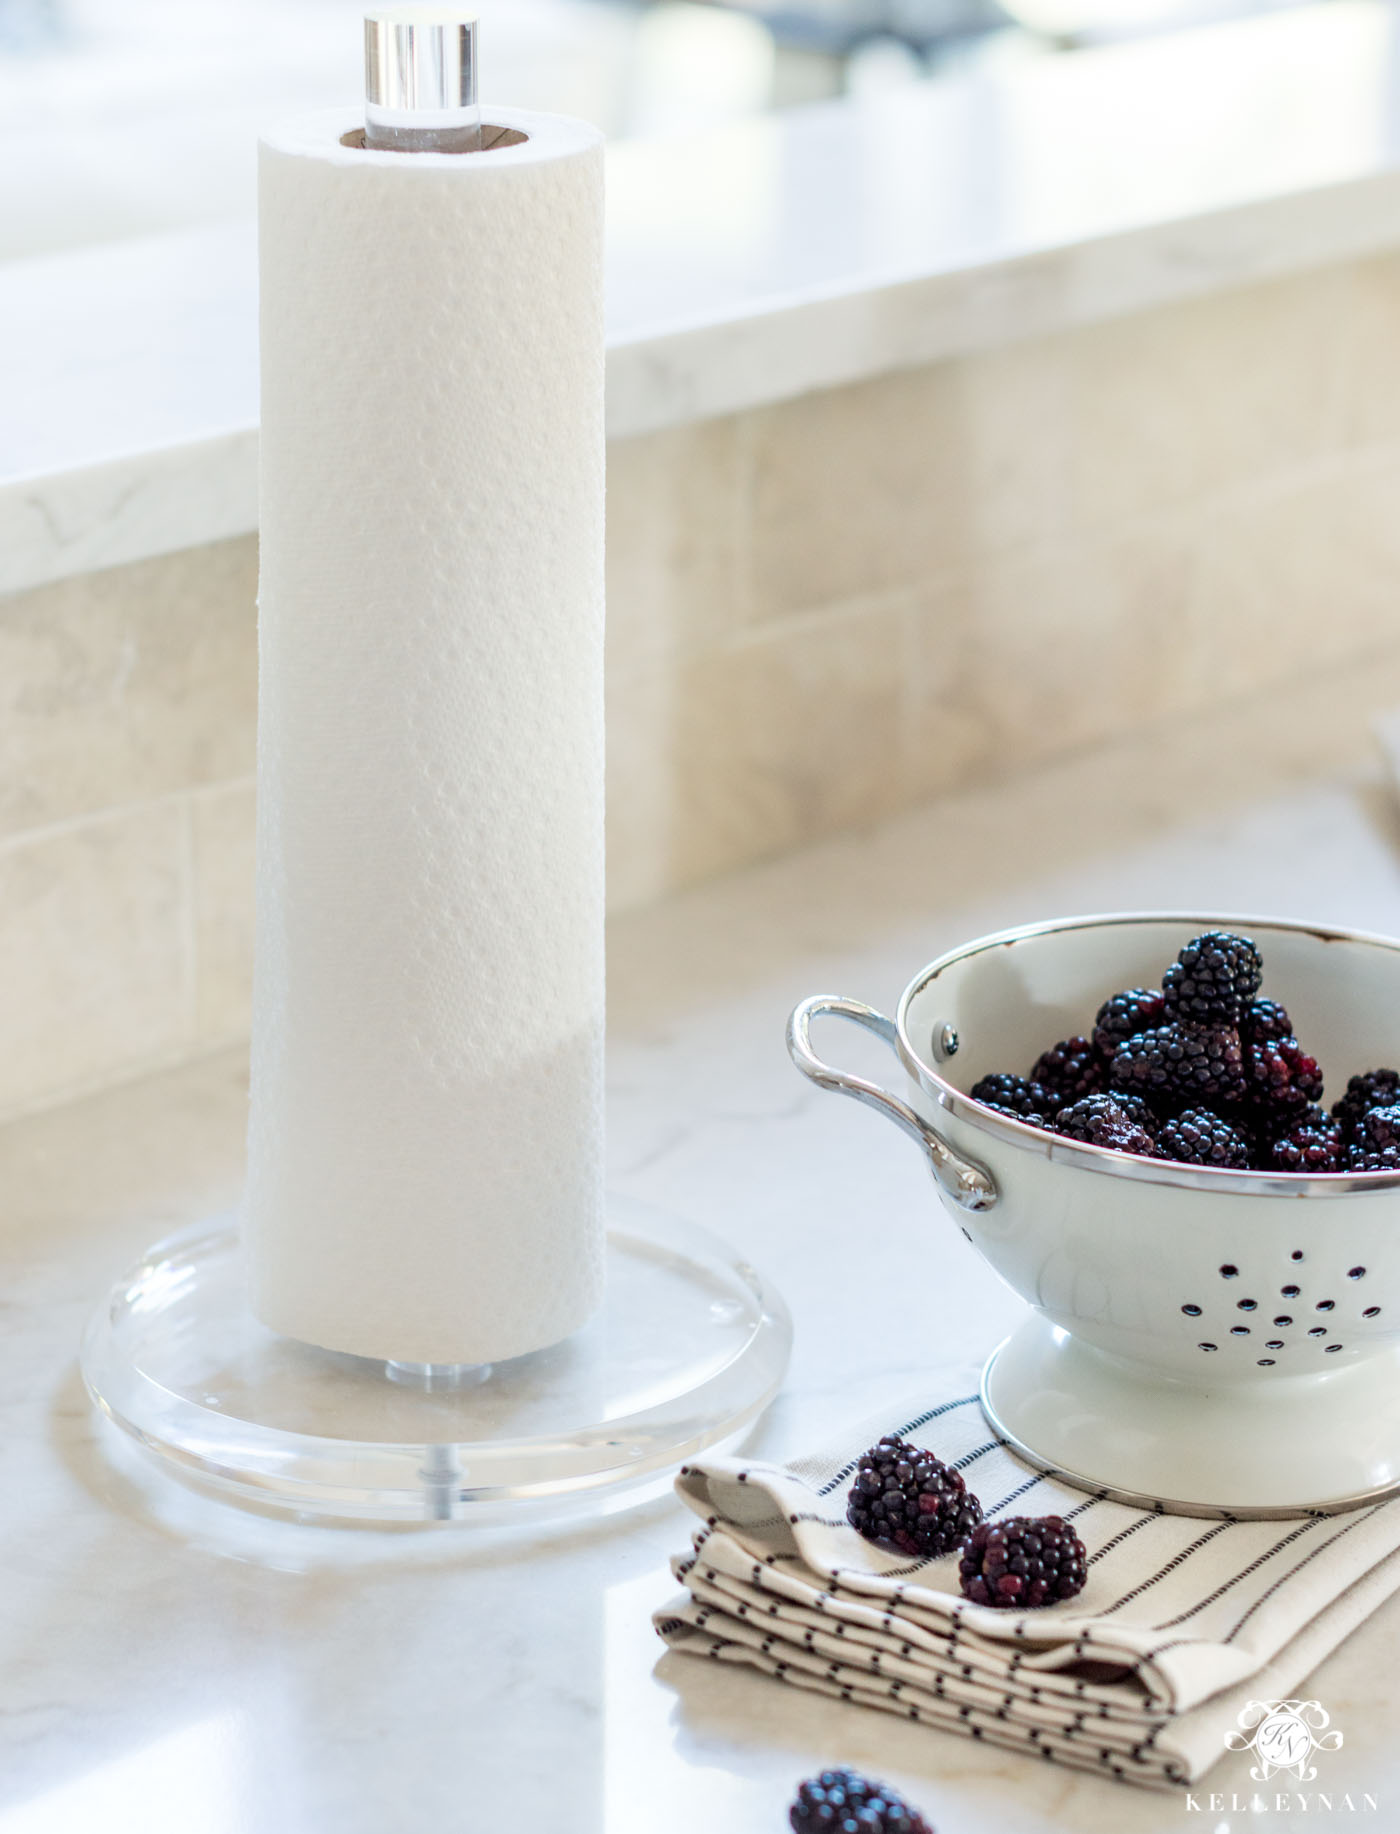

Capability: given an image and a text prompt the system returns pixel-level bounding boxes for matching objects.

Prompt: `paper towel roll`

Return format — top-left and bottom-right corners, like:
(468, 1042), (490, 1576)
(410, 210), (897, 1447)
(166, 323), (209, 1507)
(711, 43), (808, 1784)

(247, 107), (606, 1365)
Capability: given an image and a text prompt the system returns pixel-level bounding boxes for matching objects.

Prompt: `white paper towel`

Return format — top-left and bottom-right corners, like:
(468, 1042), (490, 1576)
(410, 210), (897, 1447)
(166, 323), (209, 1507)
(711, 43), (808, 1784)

(247, 107), (606, 1365)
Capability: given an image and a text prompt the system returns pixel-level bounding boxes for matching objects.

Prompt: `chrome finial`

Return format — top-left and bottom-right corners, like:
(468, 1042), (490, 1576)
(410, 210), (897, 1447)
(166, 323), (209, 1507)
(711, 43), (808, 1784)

(364, 9), (480, 152)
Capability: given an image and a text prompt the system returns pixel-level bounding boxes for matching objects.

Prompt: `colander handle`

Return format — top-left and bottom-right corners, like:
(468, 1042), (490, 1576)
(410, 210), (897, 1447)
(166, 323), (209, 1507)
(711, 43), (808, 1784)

(786, 995), (997, 1213)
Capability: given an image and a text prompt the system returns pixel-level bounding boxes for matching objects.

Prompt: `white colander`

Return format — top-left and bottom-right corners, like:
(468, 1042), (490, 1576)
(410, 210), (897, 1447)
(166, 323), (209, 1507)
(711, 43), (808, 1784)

(788, 913), (1400, 1517)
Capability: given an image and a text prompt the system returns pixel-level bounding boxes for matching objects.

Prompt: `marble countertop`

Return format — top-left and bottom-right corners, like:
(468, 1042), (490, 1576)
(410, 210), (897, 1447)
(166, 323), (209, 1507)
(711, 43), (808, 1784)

(7, 704), (1400, 1832)
(11, 0), (1400, 596)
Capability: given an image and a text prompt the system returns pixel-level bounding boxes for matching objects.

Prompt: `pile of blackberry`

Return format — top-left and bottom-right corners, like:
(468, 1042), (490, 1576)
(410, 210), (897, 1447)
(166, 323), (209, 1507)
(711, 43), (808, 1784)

(845, 1435), (1088, 1610)
(968, 929), (1400, 1173)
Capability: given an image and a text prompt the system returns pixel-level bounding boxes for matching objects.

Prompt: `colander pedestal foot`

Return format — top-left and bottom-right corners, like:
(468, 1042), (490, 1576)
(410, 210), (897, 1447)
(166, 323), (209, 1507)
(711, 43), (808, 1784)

(981, 1315), (1400, 1518)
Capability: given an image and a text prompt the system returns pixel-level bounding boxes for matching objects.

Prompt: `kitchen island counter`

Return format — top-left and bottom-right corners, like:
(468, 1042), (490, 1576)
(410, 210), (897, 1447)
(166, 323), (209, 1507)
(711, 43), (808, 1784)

(6, 701), (1400, 1832)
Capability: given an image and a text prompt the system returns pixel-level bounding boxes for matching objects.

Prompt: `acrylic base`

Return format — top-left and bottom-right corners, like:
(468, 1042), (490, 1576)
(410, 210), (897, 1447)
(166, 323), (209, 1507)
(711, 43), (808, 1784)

(81, 1197), (791, 1527)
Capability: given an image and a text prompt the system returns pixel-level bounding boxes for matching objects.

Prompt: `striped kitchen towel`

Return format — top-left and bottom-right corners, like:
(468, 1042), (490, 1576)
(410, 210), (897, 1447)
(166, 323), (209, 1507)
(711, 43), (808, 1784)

(654, 1390), (1400, 1789)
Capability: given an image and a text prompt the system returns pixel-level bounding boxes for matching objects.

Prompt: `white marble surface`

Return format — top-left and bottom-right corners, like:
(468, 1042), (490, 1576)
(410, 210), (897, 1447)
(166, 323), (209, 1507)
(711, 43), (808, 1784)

(7, 726), (1400, 1831)
(11, 0), (1400, 594)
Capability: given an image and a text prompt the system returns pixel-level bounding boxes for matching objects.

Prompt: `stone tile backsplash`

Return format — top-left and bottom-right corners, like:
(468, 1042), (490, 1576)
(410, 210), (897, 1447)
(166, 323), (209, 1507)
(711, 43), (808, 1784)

(6, 251), (1400, 1114)
(0, 538), (256, 839)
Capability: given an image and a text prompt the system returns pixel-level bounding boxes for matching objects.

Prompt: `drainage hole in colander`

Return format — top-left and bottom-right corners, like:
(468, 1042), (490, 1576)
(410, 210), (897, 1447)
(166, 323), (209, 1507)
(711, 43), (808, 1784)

(1182, 1304), (1202, 1316)
(1326, 1344), (1344, 1353)
(1349, 1266), (1367, 1280)
(1281, 1284), (1301, 1298)
(1291, 1250), (1305, 1262)
(1309, 1326), (1327, 1337)
(1199, 1342), (1218, 1352)
(1365, 1306), (1382, 1318)
(1317, 1299), (1335, 1312)
(1274, 1315), (1292, 1326)
(1258, 1358), (1276, 1366)
(1230, 1325), (1250, 1336)
(1238, 1299), (1257, 1311)
(1266, 1340), (1284, 1350)
(1220, 1264), (1238, 1278)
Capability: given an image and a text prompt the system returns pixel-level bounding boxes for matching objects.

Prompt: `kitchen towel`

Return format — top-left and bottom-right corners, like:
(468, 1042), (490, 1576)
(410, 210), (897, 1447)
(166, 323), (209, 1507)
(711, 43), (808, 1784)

(247, 108), (606, 1365)
(656, 1387), (1400, 1789)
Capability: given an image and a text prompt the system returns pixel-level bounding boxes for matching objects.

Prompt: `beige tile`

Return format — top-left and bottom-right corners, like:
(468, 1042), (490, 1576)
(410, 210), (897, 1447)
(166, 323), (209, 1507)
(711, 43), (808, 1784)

(746, 366), (973, 622)
(606, 420), (744, 665)
(606, 652), (679, 915)
(902, 575), (999, 803)
(664, 596), (909, 886)
(1332, 252), (1400, 451)
(192, 780), (256, 1041)
(1186, 449), (1400, 707)
(0, 802), (190, 1116)
(0, 534), (257, 839)
(955, 339), (1076, 558)
(1070, 269), (1347, 531)
(963, 523), (1197, 773)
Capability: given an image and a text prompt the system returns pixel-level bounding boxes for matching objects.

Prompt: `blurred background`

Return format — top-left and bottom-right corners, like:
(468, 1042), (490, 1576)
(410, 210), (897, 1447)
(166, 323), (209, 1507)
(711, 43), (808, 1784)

(0, 0), (1332, 261)
(7, 0), (1400, 1121)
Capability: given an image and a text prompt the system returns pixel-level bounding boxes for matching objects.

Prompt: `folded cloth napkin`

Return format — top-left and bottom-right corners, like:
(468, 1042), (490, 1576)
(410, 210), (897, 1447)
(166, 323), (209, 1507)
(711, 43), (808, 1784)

(655, 1390), (1400, 1790)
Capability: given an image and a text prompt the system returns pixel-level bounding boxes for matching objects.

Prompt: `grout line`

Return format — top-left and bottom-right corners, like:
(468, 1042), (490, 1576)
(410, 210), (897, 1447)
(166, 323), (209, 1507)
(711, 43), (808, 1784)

(0, 1031), (249, 1135)
(608, 638), (1400, 931)
(926, 633), (1400, 821)
(177, 790), (199, 1046)
(726, 428), (1400, 646)
(1183, 433), (1400, 528)
(732, 409), (757, 632)
(714, 583), (925, 655)
(897, 590), (926, 807)
(0, 775), (255, 862)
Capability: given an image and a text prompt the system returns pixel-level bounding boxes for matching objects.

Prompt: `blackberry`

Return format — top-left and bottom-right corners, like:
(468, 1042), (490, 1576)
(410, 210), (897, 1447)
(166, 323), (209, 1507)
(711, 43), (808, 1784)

(1031, 1035), (1106, 1106)
(847, 1436), (983, 1559)
(1333, 1070), (1400, 1141)
(970, 1074), (1053, 1122)
(1267, 1106), (1346, 1173)
(959, 1515), (1088, 1609)
(1095, 1089), (1155, 1130)
(1056, 1093), (1156, 1155)
(1111, 1023), (1247, 1107)
(1162, 932), (1262, 1026)
(1357, 1104), (1400, 1154)
(1157, 1107), (1251, 1169)
(1245, 1034), (1324, 1115)
(981, 1101), (1054, 1130)
(1349, 1143), (1400, 1171)
(1092, 987), (1167, 1058)
(790, 1770), (933, 1834)
(1243, 998), (1293, 1043)
(1345, 1103), (1400, 1168)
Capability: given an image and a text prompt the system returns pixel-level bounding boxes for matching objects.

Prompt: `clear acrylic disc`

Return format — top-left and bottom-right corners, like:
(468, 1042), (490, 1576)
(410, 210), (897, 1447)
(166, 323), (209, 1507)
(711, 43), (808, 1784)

(81, 1197), (791, 1527)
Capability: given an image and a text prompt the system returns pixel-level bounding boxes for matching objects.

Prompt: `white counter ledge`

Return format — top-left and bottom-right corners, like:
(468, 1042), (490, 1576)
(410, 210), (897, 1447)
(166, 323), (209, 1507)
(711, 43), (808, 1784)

(7, 683), (1400, 1833)
(9, 0), (1400, 596)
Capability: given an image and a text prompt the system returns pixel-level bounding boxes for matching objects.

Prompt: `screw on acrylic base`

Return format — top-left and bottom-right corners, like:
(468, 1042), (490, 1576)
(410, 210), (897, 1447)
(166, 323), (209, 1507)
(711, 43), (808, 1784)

(81, 1195), (791, 1528)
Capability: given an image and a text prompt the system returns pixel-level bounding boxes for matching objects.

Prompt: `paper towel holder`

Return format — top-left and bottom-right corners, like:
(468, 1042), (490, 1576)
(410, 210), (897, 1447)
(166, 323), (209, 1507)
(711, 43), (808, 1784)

(78, 11), (794, 1532)
(81, 1198), (792, 1527)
